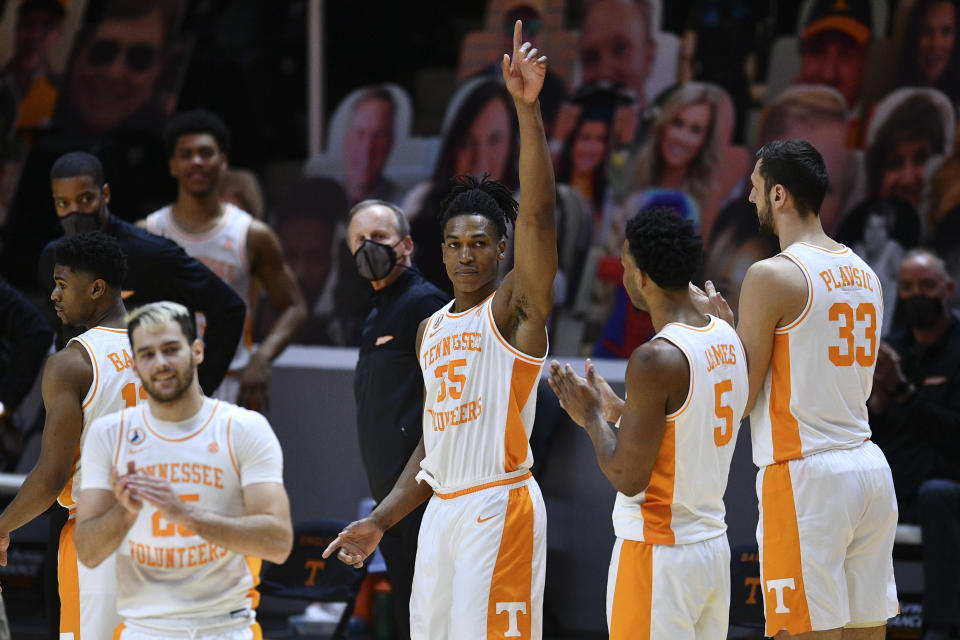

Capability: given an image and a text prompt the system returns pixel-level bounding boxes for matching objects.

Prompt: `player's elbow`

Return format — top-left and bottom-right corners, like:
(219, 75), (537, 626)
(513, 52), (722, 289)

(264, 525), (293, 565)
(610, 467), (652, 497)
(74, 535), (102, 568)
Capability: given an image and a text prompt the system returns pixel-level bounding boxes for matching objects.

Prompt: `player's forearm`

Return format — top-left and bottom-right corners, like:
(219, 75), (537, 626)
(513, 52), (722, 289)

(515, 99), (556, 224)
(180, 511), (293, 564)
(253, 301), (307, 364)
(370, 438), (432, 531)
(75, 504), (137, 568)
(197, 296), (246, 394)
(583, 414), (649, 496)
(0, 466), (69, 535)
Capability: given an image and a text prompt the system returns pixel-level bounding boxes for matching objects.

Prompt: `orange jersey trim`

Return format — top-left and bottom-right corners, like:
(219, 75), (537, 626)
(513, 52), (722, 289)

(797, 241), (850, 256)
(777, 251), (815, 333)
(609, 540), (653, 640)
(485, 296), (546, 365)
(445, 292), (495, 319)
(659, 337), (694, 421)
(504, 359), (539, 472)
(113, 623), (126, 639)
(88, 326), (128, 334)
(769, 334), (803, 462)
(226, 411), (241, 478)
(112, 410), (127, 467)
(761, 463), (812, 635)
(486, 485), (534, 639)
(434, 472), (533, 500)
(76, 337), (99, 411)
(641, 419), (676, 544)
(141, 400), (221, 442)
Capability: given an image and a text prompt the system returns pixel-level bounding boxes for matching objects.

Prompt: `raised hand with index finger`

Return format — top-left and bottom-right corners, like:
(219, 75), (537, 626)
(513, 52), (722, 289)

(501, 19), (547, 105)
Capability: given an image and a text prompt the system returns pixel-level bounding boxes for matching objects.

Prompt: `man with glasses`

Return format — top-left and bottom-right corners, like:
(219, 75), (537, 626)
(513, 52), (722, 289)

(57, 0), (179, 136)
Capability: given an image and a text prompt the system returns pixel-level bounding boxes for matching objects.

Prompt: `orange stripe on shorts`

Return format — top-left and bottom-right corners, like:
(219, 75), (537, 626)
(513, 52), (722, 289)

(761, 462), (812, 636)
(486, 485), (534, 639)
(609, 540), (653, 640)
(58, 518), (81, 637)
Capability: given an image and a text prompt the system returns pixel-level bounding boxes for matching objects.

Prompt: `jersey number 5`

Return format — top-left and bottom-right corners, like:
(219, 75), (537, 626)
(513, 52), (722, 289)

(828, 302), (877, 367)
(713, 379), (734, 447)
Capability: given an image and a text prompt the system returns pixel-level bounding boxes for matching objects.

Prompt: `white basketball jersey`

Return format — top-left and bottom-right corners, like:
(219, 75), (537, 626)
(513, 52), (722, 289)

(59, 326), (140, 510)
(613, 316), (748, 545)
(145, 204), (253, 371)
(85, 398), (282, 622)
(751, 242), (883, 467)
(416, 293), (546, 493)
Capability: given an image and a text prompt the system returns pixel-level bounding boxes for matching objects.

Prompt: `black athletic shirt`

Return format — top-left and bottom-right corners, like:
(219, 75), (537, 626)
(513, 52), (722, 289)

(0, 275), (52, 413)
(354, 268), (449, 501)
(37, 212), (246, 396)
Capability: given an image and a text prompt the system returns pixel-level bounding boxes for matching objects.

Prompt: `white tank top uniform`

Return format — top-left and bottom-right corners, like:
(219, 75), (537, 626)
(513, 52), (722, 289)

(606, 316), (748, 640)
(59, 326), (141, 640)
(145, 204), (254, 377)
(80, 398), (284, 633)
(411, 293), (547, 640)
(750, 242), (898, 636)
(612, 315), (748, 545)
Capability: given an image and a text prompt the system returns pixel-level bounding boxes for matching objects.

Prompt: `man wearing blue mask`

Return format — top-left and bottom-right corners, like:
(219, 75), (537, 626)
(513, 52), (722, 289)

(346, 199), (448, 640)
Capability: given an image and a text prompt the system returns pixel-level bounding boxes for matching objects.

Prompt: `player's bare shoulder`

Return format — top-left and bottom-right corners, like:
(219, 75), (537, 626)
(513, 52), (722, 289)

(626, 338), (690, 407)
(44, 342), (94, 392)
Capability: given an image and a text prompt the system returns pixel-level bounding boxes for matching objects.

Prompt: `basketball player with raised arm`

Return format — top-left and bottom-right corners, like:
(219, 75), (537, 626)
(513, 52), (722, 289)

(74, 301), (293, 639)
(0, 232), (137, 638)
(695, 140), (899, 638)
(548, 206), (748, 639)
(324, 20), (555, 640)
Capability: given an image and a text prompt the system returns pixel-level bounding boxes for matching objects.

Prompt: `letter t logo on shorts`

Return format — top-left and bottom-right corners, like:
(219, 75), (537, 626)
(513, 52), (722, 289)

(495, 601), (527, 637)
(766, 578), (796, 614)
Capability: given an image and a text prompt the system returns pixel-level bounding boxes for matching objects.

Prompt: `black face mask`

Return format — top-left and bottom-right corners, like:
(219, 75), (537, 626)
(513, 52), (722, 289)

(902, 294), (944, 330)
(60, 212), (101, 236)
(353, 239), (402, 281)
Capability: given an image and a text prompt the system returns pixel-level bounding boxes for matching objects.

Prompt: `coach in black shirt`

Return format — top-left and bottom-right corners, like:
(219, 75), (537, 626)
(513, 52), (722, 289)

(0, 276), (52, 453)
(349, 199), (447, 640)
(869, 249), (960, 639)
(38, 151), (244, 395)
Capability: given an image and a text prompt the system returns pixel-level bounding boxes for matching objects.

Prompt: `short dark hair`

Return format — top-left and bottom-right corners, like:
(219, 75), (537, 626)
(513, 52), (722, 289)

(437, 174), (518, 240)
(54, 231), (127, 288)
(50, 152), (105, 185)
(756, 140), (829, 216)
(164, 109), (231, 156)
(625, 205), (703, 290)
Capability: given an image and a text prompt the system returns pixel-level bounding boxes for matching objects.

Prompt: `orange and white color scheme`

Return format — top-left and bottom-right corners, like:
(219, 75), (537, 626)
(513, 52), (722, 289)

(79, 397), (283, 637)
(750, 242), (898, 635)
(145, 204), (253, 401)
(412, 293), (546, 639)
(59, 326), (141, 640)
(607, 316), (747, 639)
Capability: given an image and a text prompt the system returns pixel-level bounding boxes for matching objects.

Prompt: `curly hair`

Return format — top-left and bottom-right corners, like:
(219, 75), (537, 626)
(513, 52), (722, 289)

(54, 231), (128, 288)
(625, 205), (703, 290)
(164, 108), (231, 156)
(437, 173), (519, 240)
